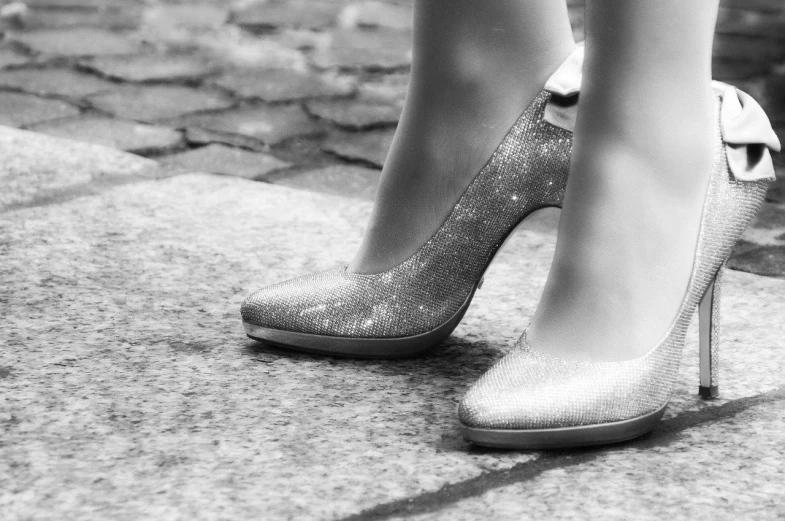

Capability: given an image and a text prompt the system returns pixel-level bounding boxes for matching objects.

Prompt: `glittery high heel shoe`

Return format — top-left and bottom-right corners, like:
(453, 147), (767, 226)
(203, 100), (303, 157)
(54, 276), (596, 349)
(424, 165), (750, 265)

(458, 82), (781, 449)
(241, 47), (585, 358)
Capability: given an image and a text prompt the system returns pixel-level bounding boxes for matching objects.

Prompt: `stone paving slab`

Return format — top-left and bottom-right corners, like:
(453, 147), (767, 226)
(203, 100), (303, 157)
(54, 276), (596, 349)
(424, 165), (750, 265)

(167, 104), (324, 146)
(312, 28), (412, 70)
(0, 45), (33, 69)
(231, 0), (349, 31)
(338, 1), (413, 30)
(730, 244), (785, 277)
(141, 3), (228, 32)
(1, 161), (783, 519)
(211, 69), (355, 103)
(0, 67), (117, 98)
(80, 54), (221, 83)
(268, 164), (381, 199)
(306, 98), (400, 130)
(723, 0), (785, 12)
(8, 28), (141, 57)
(717, 7), (785, 40)
(86, 85), (233, 123)
(0, 126), (160, 212)
(160, 143), (291, 179)
(731, 201), (785, 276)
(714, 34), (785, 64)
(323, 127), (395, 167)
(20, 0), (130, 8)
(29, 116), (184, 156)
(0, 91), (79, 127)
(357, 72), (408, 105)
(19, 5), (143, 32)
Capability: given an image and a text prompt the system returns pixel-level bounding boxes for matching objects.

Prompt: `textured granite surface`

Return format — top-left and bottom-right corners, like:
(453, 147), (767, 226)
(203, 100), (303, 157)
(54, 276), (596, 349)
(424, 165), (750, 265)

(0, 174), (544, 520)
(2, 170), (783, 520)
(393, 401), (785, 521)
(0, 126), (160, 213)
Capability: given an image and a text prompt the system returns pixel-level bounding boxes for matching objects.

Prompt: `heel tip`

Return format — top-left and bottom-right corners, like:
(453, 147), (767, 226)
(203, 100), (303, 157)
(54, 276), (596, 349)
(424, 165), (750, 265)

(699, 385), (719, 399)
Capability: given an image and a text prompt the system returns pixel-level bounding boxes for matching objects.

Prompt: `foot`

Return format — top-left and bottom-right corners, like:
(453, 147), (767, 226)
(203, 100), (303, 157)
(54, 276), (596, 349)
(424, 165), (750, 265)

(348, 1), (575, 274)
(527, 89), (717, 362)
(348, 64), (568, 274)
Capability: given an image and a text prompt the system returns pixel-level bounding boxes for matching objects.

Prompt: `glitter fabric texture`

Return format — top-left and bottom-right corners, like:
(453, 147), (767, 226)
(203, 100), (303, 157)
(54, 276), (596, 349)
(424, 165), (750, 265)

(241, 91), (572, 338)
(459, 90), (771, 430)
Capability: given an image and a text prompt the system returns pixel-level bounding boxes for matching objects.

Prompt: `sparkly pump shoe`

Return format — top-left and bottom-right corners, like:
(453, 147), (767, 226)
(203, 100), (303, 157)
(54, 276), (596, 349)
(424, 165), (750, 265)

(458, 82), (781, 449)
(241, 47), (585, 358)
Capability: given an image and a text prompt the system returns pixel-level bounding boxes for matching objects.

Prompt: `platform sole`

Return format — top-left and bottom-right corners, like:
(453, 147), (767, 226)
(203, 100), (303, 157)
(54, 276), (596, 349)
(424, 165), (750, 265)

(459, 404), (668, 449)
(243, 286), (476, 358)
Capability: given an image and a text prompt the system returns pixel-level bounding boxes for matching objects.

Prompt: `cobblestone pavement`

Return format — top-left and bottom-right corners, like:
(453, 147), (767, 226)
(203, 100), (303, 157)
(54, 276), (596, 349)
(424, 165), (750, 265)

(0, 0), (783, 275)
(1, 1), (784, 520)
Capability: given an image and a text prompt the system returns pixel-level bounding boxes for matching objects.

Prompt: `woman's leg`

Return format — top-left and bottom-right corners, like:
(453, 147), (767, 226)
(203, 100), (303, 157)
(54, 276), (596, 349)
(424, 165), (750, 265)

(527, 0), (720, 361)
(349, 0), (575, 274)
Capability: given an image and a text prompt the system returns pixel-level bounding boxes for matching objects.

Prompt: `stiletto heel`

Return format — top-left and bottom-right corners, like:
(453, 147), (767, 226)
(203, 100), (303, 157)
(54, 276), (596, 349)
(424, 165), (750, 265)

(698, 262), (724, 399)
(459, 81), (781, 449)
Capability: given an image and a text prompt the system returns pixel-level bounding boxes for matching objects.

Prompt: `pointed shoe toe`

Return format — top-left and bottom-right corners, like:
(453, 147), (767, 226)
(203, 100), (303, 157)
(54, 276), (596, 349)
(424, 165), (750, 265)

(458, 344), (669, 450)
(241, 267), (475, 358)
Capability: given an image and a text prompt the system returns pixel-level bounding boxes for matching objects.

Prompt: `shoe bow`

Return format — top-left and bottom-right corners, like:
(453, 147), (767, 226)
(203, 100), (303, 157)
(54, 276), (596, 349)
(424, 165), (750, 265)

(543, 44), (584, 132)
(715, 81), (781, 182)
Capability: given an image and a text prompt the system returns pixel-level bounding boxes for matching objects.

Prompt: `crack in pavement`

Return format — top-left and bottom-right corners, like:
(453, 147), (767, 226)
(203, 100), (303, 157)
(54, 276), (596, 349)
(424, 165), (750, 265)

(340, 386), (785, 521)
